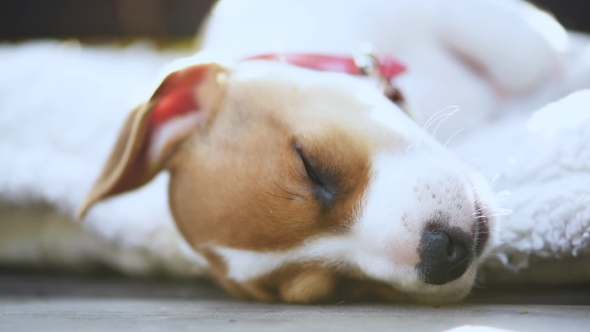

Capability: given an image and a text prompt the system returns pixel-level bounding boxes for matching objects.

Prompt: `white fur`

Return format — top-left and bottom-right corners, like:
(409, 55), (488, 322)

(211, 235), (353, 282)
(201, 0), (566, 140)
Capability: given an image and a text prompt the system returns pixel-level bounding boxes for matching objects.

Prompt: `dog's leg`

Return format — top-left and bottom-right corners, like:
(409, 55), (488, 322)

(437, 0), (566, 95)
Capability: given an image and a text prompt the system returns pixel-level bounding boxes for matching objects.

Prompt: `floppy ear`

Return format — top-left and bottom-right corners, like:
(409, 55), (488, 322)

(77, 62), (226, 219)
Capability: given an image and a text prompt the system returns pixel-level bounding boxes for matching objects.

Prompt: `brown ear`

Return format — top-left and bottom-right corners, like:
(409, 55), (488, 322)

(77, 62), (226, 220)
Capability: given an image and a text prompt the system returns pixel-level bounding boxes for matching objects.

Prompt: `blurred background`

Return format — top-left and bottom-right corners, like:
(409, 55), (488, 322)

(0, 0), (588, 40)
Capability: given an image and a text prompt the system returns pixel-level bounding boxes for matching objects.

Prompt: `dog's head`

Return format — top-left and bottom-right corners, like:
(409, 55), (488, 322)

(78, 56), (498, 303)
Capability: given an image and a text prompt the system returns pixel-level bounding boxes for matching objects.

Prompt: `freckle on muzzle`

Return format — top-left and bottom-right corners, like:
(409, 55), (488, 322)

(416, 222), (474, 285)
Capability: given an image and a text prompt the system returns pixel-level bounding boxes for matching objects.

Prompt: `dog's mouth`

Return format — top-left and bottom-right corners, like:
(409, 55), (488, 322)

(473, 202), (490, 257)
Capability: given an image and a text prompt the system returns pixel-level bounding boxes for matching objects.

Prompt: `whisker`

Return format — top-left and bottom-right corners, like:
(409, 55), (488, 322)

(422, 106), (459, 131)
(473, 206), (487, 213)
(265, 192), (296, 201)
(423, 111), (457, 134)
(494, 191), (511, 201)
(488, 173), (500, 189)
(422, 107), (451, 131)
(273, 180), (307, 200)
(444, 128), (465, 149)
(431, 108), (459, 140)
(414, 106), (459, 155)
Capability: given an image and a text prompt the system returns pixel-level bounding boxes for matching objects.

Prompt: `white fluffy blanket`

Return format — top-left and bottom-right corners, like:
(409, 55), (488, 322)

(1, 39), (590, 285)
(456, 90), (590, 285)
(0, 41), (206, 276)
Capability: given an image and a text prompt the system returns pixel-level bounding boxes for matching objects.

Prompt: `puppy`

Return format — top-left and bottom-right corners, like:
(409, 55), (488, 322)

(77, 0), (566, 303)
(76, 56), (497, 303)
(5, 0), (566, 303)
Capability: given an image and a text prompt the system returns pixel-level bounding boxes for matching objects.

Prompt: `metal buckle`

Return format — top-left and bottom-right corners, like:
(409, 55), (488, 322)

(354, 52), (384, 84)
(354, 46), (412, 118)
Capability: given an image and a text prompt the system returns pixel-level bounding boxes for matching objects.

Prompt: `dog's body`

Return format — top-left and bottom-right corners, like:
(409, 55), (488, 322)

(0, 0), (580, 303)
(199, 0), (569, 139)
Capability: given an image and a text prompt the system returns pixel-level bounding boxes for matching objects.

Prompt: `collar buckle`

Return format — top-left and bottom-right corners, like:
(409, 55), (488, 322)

(354, 48), (409, 115)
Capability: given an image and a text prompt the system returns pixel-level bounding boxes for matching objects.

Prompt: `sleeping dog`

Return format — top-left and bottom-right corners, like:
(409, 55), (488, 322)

(77, 0), (566, 302)
(3, 0), (567, 303)
(78, 58), (499, 303)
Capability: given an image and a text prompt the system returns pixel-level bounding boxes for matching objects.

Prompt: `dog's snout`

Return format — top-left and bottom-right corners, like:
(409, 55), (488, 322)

(417, 225), (472, 285)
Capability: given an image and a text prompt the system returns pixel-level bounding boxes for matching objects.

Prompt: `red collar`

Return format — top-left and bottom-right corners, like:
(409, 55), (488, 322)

(243, 53), (406, 79)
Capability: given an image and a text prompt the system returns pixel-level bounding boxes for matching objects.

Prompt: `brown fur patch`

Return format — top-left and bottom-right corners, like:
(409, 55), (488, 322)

(169, 115), (372, 251)
(168, 75), (377, 252)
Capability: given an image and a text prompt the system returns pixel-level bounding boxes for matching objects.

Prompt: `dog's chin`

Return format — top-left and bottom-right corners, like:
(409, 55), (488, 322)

(404, 265), (478, 304)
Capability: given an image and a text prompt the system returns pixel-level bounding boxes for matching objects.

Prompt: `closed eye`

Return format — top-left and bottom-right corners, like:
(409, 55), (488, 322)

(293, 143), (335, 204)
(297, 147), (325, 187)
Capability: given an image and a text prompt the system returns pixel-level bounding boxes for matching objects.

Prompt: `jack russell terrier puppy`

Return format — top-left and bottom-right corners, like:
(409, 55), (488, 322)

(78, 0), (566, 302)
(5, 0), (568, 303)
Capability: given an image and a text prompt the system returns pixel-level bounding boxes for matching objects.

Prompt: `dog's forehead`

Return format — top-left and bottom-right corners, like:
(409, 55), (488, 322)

(225, 61), (418, 141)
(230, 61), (374, 90)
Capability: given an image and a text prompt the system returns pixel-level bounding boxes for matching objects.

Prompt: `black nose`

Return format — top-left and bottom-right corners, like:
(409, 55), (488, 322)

(417, 225), (473, 285)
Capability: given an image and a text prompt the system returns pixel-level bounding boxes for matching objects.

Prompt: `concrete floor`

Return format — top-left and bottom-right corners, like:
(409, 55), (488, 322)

(1, 272), (589, 332)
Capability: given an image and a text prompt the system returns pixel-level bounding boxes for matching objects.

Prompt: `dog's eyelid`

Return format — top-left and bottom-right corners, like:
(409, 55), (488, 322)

(292, 142), (338, 207)
(293, 143), (325, 187)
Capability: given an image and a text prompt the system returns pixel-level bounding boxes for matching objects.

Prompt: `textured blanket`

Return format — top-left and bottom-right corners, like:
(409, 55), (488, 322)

(1, 39), (589, 285)
(456, 90), (590, 286)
